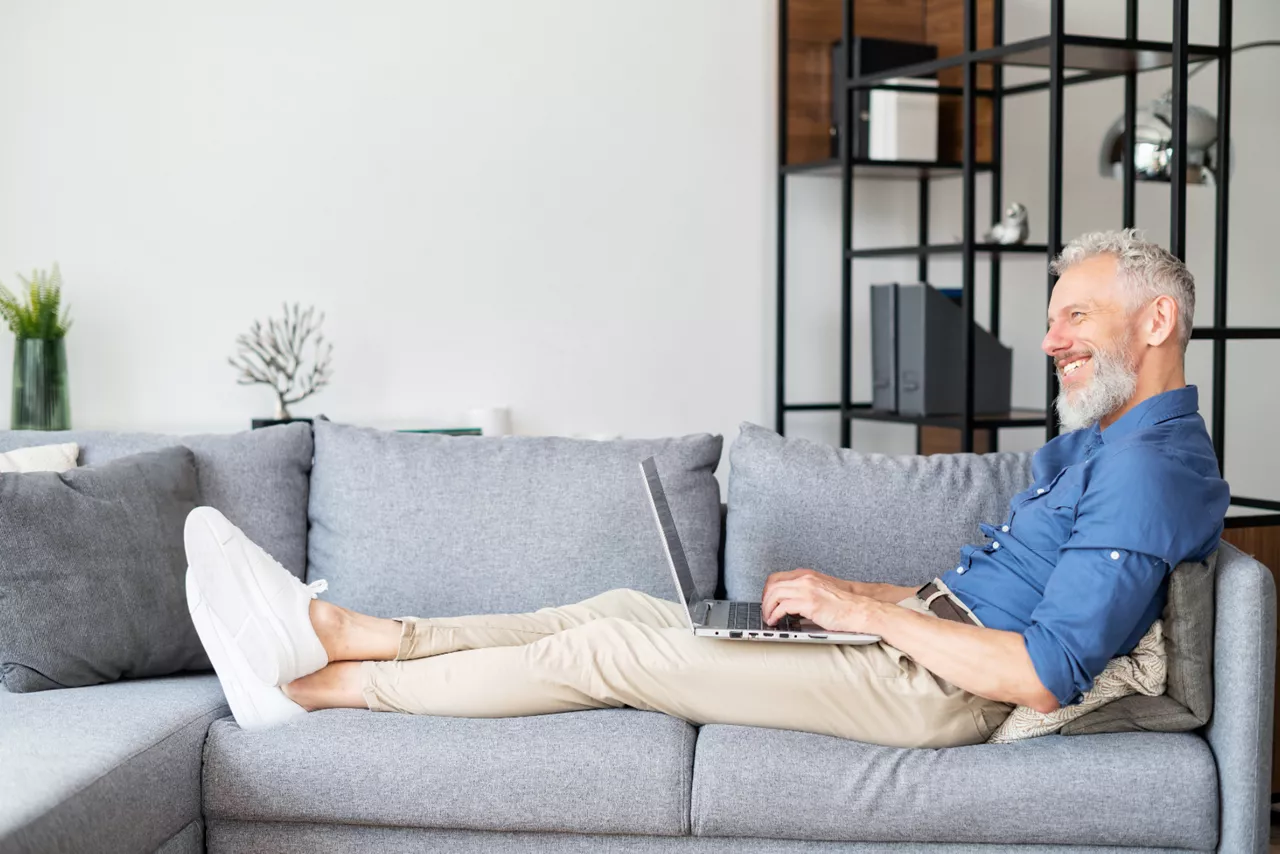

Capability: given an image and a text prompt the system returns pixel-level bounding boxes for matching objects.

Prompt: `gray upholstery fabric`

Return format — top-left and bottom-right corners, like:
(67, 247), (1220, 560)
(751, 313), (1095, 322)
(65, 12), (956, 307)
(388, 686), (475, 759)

(0, 674), (228, 854)
(155, 819), (204, 854)
(205, 821), (1200, 853)
(724, 423), (1032, 596)
(1062, 554), (1216, 735)
(203, 708), (695, 836)
(307, 420), (722, 617)
(691, 725), (1217, 849)
(1204, 543), (1276, 854)
(0, 423), (312, 578)
(0, 448), (207, 692)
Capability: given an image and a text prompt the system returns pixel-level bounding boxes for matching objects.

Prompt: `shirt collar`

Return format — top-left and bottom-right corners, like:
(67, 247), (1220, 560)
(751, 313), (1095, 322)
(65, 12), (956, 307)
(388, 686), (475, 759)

(1098, 385), (1200, 444)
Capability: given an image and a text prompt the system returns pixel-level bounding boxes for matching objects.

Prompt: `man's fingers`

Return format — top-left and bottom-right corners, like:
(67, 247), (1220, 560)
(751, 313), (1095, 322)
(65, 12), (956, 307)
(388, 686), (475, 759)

(766, 595), (809, 626)
(762, 578), (802, 623)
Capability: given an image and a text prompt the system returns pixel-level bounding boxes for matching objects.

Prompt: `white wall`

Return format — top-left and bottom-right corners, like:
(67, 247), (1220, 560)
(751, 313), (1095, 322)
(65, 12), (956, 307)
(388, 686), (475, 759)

(0, 0), (774, 476)
(2, 0), (1277, 501)
(780, 0), (1280, 504)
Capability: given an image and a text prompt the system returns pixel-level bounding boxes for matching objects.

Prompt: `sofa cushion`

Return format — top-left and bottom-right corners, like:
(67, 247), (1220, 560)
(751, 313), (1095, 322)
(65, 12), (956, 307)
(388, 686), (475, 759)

(0, 674), (228, 854)
(0, 448), (208, 693)
(0, 423), (313, 578)
(203, 708), (696, 836)
(724, 423), (1032, 597)
(307, 420), (722, 617)
(690, 724), (1217, 850)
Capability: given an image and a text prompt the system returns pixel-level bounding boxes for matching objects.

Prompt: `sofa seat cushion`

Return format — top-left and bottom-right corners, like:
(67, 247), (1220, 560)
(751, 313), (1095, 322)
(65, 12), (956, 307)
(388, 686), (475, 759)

(691, 725), (1217, 850)
(0, 674), (229, 854)
(203, 708), (696, 836)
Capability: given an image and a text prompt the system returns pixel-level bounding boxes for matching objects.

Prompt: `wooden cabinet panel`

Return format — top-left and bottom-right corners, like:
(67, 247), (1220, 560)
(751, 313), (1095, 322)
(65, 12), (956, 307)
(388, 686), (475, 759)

(785, 0), (927, 165)
(783, 0), (994, 167)
(918, 425), (993, 455)
(925, 0), (994, 163)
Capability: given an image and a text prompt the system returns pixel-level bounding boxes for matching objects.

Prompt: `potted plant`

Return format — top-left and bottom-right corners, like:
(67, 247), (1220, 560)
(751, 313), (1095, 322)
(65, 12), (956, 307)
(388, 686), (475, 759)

(229, 302), (333, 426)
(0, 264), (72, 430)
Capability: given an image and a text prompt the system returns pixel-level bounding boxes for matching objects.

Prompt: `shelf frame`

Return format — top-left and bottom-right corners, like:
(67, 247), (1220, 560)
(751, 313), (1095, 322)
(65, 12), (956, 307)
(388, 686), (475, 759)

(775, 0), (1265, 522)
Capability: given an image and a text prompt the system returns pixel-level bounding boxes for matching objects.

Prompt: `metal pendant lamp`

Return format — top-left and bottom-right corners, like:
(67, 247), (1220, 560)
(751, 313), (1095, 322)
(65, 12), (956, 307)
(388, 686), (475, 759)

(1098, 95), (1228, 185)
(1098, 40), (1280, 186)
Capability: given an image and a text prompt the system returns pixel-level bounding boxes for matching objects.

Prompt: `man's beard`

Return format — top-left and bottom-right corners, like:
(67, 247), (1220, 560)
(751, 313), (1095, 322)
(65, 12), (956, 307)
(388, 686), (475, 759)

(1054, 336), (1138, 432)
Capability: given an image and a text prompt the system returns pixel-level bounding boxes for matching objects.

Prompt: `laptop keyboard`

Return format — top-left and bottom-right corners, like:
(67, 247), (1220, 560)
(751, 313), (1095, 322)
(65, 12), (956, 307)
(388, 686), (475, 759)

(728, 601), (795, 632)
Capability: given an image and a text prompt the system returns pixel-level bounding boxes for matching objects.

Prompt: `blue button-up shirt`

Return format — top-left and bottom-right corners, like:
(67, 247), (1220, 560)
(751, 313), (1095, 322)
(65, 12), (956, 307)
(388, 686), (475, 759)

(940, 386), (1229, 707)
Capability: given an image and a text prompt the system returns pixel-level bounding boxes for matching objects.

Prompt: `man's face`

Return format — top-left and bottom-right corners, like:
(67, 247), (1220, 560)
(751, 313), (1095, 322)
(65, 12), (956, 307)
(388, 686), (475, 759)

(1042, 254), (1140, 431)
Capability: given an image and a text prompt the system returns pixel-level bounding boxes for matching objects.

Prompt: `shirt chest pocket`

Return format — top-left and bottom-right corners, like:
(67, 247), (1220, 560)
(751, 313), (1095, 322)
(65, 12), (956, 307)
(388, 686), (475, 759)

(1016, 468), (1084, 553)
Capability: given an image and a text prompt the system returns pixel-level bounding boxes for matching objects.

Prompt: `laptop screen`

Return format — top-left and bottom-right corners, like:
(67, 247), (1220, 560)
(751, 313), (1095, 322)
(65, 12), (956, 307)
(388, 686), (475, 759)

(640, 457), (699, 627)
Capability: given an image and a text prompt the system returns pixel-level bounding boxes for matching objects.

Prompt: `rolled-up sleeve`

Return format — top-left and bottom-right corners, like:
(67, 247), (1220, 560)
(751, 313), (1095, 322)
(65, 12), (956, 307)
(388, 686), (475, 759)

(1021, 445), (1207, 706)
(1023, 547), (1167, 705)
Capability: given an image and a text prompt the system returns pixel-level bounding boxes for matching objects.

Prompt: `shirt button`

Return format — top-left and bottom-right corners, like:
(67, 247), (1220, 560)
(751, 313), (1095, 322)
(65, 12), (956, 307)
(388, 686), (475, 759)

(957, 567), (967, 574)
(992, 542), (1000, 549)
(1001, 525), (1009, 532)
(1110, 551), (1120, 560)
(1036, 488), (1045, 495)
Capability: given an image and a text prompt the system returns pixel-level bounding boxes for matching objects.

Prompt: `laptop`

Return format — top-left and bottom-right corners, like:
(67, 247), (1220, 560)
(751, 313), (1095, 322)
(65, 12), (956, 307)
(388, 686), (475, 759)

(640, 457), (881, 645)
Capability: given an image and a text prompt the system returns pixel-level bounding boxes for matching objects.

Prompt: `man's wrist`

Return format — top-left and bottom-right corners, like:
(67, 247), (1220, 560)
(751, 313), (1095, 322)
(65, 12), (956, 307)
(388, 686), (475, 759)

(857, 598), (898, 636)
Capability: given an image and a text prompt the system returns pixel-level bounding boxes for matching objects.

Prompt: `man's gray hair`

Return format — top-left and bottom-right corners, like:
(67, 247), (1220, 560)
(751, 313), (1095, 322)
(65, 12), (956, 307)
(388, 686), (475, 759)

(1050, 228), (1195, 350)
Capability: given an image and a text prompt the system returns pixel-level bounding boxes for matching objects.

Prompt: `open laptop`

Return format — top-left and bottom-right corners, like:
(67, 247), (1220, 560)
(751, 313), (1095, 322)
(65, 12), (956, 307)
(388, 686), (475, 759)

(640, 457), (881, 645)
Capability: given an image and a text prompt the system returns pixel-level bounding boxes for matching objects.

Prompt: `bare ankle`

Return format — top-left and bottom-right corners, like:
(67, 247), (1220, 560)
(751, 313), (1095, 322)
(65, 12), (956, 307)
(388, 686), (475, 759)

(309, 599), (348, 662)
(283, 663), (368, 711)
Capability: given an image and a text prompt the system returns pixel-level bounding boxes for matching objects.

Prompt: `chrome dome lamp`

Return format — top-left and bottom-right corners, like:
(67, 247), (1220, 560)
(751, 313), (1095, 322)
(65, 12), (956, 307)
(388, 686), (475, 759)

(1097, 94), (1230, 186)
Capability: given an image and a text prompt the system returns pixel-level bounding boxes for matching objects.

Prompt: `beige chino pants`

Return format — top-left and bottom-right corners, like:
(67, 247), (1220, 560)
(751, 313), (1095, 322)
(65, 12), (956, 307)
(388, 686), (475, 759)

(360, 588), (1011, 749)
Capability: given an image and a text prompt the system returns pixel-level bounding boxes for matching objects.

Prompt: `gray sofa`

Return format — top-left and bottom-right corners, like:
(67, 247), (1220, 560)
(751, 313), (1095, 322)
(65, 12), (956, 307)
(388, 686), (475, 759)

(0, 420), (1274, 853)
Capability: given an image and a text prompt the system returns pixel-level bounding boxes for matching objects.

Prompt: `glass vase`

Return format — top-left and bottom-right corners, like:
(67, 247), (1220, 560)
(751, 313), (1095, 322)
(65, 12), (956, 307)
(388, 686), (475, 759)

(11, 337), (71, 431)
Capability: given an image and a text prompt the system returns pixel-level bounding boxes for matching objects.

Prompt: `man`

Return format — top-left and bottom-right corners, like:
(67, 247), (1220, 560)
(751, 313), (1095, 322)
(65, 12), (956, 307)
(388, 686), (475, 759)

(186, 229), (1228, 749)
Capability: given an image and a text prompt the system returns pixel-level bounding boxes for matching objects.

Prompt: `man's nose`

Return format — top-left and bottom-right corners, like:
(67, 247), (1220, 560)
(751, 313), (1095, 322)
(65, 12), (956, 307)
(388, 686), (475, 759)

(1042, 322), (1069, 357)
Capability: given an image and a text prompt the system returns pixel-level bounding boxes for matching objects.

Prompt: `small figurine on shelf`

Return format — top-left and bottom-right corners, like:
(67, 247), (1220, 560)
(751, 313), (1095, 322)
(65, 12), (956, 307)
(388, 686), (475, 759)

(984, 202), (1030, 245)
(229, 302), (333, 421)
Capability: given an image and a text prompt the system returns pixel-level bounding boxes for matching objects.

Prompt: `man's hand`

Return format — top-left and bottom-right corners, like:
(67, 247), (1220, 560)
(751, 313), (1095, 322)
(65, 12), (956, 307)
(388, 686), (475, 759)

(761, 568), (883, 632)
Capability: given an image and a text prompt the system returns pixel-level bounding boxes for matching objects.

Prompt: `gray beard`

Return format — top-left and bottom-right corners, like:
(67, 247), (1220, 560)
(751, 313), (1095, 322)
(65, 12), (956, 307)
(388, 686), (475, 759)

(1054, 340), (1138, 432)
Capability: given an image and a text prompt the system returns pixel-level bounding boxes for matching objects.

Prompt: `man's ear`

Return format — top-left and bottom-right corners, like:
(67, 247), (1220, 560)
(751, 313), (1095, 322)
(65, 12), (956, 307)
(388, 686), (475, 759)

(1145, 295), (1179, 347)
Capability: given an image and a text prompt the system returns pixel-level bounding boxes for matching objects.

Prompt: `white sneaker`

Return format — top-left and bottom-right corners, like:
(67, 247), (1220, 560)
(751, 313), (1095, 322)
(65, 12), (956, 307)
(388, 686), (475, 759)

(184, 506), (330, 687)
(186, 568), (308, 731)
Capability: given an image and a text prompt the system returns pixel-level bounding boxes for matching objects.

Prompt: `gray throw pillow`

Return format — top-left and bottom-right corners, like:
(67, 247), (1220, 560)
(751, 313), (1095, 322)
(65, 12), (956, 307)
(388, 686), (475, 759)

(0, 447), (209, 693)
(1061, 554), (1215, 734)
(0, 423), (312, 579)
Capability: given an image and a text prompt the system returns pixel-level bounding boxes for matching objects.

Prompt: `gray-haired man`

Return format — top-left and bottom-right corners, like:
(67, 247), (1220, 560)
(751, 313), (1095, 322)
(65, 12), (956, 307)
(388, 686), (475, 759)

(185, 229), (1228, 748)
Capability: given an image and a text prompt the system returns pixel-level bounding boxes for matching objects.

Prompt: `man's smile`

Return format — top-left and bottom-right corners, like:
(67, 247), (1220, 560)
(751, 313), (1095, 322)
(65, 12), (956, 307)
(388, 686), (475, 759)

(1057, 354), (1092, 385)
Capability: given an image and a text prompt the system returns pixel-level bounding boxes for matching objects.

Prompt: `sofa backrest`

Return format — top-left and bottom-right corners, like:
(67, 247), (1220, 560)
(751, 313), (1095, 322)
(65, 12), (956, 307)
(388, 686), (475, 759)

(723, 422), (1033, 597)
(0, 424), (313, 578)
(306, 420), (723, 618)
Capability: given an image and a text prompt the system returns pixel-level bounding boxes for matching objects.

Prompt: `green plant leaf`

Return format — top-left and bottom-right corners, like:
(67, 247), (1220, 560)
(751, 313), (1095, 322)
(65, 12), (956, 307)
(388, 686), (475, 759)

(0, 264), (71, 339)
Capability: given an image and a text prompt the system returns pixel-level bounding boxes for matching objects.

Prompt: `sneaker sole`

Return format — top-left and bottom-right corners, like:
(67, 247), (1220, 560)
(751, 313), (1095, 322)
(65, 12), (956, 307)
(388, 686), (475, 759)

(186, 569), (306, 731)
(184, 507), (305, 687)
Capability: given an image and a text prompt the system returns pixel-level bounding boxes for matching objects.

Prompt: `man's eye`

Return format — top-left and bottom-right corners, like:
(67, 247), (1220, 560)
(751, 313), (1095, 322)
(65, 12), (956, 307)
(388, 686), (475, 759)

(1070, 311), (1086, 322)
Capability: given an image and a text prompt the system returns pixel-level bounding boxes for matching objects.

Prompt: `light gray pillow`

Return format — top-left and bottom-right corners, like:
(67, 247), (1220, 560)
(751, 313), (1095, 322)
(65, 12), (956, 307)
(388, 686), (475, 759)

(308, 421), (724, 618)
(0, 447), (209, 693)
(723, 422), (1032, 597)
(1061, 554), (1215, 734)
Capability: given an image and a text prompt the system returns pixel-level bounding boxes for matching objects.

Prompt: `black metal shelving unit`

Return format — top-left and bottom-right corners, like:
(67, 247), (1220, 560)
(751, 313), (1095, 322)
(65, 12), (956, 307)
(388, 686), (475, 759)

(775, 0), (1280, 529)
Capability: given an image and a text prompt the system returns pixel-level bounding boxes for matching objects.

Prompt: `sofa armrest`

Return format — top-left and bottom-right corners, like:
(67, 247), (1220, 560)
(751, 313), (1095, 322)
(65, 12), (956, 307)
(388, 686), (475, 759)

(1206, 542), (1276, 854)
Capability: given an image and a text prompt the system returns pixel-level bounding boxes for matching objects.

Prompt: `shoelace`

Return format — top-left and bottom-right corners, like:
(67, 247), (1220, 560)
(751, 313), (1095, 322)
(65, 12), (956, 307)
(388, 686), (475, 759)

(303, 579), (328, 598)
